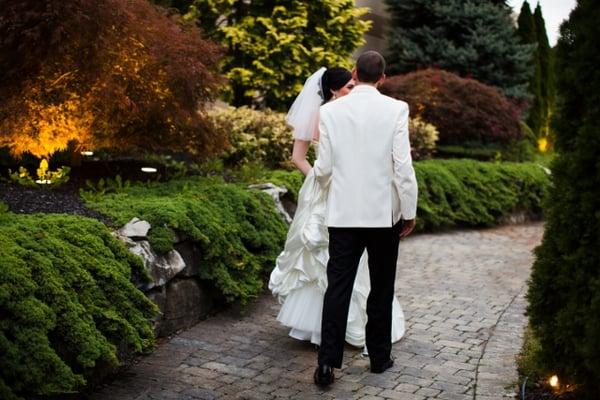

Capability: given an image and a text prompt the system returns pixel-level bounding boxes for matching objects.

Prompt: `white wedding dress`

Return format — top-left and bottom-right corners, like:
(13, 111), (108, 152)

(269, 155), (405, 347)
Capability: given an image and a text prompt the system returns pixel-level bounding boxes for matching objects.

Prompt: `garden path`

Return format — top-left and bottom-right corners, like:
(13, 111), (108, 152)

(91, 223), (544, 400)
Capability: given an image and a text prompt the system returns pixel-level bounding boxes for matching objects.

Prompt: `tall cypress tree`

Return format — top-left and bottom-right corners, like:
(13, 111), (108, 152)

(526, 0), (600, 395)
(517, 1), (543, 136)
(533, 3), (556, 139)
(384, 0), (533, 100)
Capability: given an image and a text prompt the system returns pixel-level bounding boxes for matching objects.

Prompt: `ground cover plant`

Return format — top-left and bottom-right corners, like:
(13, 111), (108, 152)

(83, 176), (288, 304)
(0, 213), (157, 400)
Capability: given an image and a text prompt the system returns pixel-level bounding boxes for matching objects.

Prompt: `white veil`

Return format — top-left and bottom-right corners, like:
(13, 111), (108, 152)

(286, 67), (326, 141)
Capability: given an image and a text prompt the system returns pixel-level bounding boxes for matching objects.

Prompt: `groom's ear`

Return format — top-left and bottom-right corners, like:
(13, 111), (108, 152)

(376, 73), (386, 87)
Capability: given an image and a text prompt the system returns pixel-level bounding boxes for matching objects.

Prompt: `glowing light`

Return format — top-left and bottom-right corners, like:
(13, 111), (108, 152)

(81, 151), (94, 156)
(35, 179), (52, 185)
(538, 137), (549, 153)
(141, 167), (157, 173)
(549, 375), (559, 388)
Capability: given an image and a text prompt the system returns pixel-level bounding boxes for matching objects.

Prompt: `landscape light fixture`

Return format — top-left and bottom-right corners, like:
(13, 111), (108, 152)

(141, 167), (158, 173)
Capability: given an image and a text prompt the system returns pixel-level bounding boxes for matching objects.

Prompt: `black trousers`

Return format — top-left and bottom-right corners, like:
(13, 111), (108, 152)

(318, 222), (402, 368)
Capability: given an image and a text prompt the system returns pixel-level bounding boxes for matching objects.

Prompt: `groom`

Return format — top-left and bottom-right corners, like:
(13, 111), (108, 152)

(313, 51), (418, 386)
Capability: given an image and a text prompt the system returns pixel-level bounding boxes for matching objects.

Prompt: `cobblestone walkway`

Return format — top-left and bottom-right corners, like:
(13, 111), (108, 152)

(92, 223), (543, 400)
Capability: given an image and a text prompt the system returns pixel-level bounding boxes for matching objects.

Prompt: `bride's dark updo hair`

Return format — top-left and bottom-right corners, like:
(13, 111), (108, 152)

(321, 67), (352, 103)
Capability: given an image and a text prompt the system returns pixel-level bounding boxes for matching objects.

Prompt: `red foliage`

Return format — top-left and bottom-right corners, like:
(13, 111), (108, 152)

(0, 0), (224, 158)
(380, 69), (524, 145)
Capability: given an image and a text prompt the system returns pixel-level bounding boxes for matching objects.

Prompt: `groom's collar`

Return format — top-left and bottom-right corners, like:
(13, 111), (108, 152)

(351, 84), (380, 94)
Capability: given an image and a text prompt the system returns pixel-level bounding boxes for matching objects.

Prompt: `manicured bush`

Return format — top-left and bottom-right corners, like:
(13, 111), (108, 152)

(0, 213), (157, 400)
(526, 0), (600, 395)
(84, 177), (288, 304)
(259, 159), (550, 231)
(209, 106), (296, 168)
(380, 69), (524, 146)
(413, 160), (548, 230)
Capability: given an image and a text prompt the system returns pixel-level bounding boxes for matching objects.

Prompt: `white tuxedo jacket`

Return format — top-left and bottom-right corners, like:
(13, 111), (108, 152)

(314, 84), (418, 228)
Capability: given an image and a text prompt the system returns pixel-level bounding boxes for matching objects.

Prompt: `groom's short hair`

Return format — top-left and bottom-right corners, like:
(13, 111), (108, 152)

(356, 51), (386, 83)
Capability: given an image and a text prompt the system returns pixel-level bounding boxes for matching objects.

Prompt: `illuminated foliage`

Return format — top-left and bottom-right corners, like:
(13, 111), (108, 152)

(186, 0), (370, 109)
(0, 0), (223, 159)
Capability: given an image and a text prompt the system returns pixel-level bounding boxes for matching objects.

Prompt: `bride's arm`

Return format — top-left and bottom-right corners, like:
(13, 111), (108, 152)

(291, 139), (312, 176)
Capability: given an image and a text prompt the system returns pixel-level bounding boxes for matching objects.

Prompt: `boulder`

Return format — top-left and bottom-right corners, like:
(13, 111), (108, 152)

(124, 239), (186, 290)
(117, 217), (151, 239)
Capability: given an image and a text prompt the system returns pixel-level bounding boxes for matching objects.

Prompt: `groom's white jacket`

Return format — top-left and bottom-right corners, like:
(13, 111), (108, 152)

(314, 84), (418, 228)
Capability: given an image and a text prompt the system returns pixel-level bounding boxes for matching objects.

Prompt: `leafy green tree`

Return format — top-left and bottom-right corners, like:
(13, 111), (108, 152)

(385, 0), (533, 99)
(186, 0), (370, 109)
(526, 0), (600, 396)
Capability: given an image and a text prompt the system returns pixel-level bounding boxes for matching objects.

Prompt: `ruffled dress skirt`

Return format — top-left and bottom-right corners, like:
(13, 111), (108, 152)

(269, 169), (405, 347)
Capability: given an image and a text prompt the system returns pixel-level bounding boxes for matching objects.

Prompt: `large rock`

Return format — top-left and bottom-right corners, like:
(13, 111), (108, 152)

(124, 239), (186, 290)
(159, 278), (213, 336)
(118, 217), (151, 239)
(175, 241), (203, 277)
(249, 183), (292, 223)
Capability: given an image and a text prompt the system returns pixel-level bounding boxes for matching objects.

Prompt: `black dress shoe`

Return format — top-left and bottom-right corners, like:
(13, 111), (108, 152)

(370, 358), (394, 373)
(313, 364), (334, 386)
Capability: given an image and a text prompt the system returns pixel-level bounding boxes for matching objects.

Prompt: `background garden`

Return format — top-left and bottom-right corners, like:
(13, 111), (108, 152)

(0, 0), (597, 399)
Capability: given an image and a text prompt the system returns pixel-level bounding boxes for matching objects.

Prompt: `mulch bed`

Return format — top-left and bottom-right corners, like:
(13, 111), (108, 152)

(0, 182), (111, 224)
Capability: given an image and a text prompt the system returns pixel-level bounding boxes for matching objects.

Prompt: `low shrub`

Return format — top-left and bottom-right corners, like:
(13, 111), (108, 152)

(436, 140), (536, 162)
(0, 213), (157, 400)
(380, 69), (524, 146)
(209, 106), (296, 169)
(258, 159), (550, 231)
(84, 176), (288, 304)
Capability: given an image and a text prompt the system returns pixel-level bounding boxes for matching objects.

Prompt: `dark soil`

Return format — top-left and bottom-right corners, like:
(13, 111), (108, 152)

(0, 182), (111, 224)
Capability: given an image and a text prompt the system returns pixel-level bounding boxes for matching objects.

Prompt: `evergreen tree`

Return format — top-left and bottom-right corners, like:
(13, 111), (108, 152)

(517, 1), (543, 136)
(186, 0), (370, 109)
(385, 0), (533, 100)
(533, 3), (556, 139)
(526, 0), (600, 395)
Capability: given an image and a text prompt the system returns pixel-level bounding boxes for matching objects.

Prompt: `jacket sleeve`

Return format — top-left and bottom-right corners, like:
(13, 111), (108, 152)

(313, 111), (332, 188)
(392, 103), (418, 219)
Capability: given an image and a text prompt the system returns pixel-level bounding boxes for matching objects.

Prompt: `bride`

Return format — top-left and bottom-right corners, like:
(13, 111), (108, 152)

(269, 67), (405, 348)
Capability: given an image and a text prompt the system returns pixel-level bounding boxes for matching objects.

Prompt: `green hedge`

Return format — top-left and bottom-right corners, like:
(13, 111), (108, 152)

(258, 159), (550, 231)
(0, 213), (157, 400)
(414, 160), (549, 230)
(84, 176), (288, 304)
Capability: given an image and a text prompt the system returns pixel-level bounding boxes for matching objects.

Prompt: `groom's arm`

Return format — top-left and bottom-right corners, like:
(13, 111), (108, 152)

(392, 103), (418, 220)
(313, 112), (332, 187)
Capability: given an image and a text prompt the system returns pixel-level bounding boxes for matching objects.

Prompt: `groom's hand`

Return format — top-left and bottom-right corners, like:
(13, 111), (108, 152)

(399, 219), (416, 240)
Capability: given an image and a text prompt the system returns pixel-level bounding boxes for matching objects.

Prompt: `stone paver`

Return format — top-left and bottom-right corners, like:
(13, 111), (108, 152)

(92, 223), (543, 399)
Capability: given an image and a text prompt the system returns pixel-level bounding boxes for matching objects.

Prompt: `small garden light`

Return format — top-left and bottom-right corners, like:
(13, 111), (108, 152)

(35, 179), (52, 185)
(549, 375), (559, 389)
(141, 167), (157, 173)
(81, 151), (94, 156)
